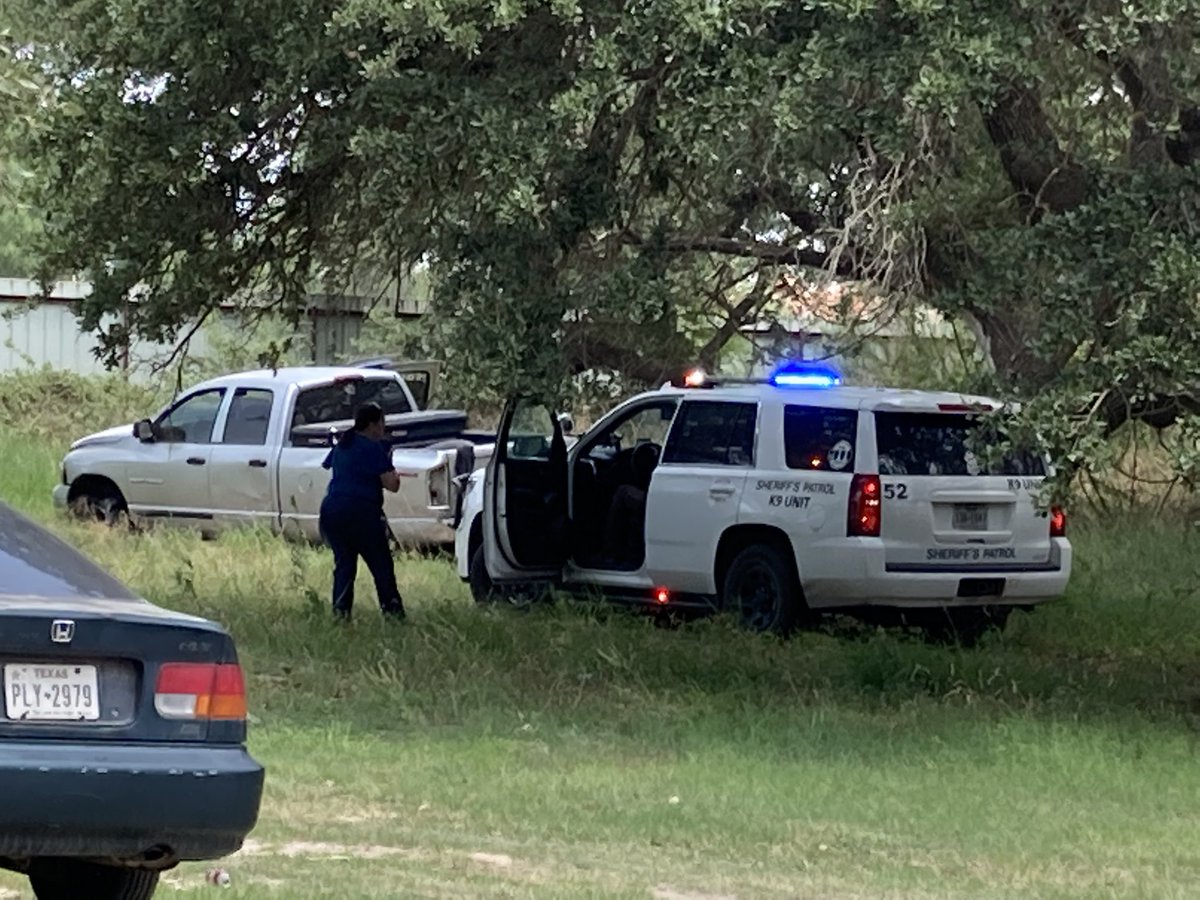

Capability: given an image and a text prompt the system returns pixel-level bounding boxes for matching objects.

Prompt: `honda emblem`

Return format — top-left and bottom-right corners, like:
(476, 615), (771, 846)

(50, 620), (75, 644)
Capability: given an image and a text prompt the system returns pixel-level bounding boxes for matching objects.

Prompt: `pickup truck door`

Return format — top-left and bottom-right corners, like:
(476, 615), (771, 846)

(206, 386), (280, 529)
(130, 388), (226, 521)
(484, 398), (569, 582)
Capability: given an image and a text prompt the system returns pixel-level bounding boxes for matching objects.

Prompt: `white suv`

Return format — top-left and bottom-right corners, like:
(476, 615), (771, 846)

(454, 367), (1071, 641)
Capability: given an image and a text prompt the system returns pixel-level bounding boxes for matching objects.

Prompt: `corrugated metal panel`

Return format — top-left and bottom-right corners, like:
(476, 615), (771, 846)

(0, 303), (107, 374)
(0, 278), (383, 377)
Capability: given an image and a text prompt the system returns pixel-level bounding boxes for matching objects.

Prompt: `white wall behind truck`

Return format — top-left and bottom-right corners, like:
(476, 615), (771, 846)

(0, 278), (205, 379)
(0, 278), (375, 381)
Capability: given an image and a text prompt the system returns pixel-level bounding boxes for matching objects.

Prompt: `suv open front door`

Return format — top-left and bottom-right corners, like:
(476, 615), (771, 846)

(484, 398), (569, 582)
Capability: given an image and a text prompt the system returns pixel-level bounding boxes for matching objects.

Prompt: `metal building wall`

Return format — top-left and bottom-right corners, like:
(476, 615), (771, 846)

(0, 279), (369, 378)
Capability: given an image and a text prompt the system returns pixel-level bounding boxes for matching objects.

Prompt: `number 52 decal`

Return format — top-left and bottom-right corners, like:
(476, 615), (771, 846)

(883, 483), (908, 500)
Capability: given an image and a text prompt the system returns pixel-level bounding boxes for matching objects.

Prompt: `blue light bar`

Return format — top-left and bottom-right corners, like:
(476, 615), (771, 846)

(769, 363), (841, 388)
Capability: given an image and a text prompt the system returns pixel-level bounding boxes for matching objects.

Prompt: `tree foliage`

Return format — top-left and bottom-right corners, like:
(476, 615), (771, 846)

(0, 9), (48, 275)
(22, 0), (1200, 486)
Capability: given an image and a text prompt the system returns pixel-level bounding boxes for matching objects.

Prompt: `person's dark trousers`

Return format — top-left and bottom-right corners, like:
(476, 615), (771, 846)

(319, 497), (406, 619)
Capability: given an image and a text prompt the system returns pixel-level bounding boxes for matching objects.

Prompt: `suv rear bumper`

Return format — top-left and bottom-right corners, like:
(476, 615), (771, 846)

(0, 740), (263, 863)
(804, 540), (1072, 609)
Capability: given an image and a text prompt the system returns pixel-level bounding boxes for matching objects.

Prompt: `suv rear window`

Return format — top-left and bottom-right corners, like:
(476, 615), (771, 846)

(874, 412), (1046, 476)
(784, 406), (858, 471)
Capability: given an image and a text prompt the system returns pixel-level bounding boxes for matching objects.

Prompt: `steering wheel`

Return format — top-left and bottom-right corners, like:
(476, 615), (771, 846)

(631, 442), (660, 483)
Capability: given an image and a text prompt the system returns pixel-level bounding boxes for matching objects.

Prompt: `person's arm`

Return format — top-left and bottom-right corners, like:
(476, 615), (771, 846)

(376, 444), (401, 493)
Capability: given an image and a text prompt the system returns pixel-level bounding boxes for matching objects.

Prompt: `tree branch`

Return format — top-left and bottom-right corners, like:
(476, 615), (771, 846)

(623, 232), (849, 274)
(981, 84), (1091, 216)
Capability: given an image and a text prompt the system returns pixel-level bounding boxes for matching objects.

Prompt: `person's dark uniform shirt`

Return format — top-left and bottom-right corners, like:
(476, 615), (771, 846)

(322, 435), (392, 510)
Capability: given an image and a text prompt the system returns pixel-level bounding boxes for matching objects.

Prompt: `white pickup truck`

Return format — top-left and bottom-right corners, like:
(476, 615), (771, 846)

(52, 364), (495, 547)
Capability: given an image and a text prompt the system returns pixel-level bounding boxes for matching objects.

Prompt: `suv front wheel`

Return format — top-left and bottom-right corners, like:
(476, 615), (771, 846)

(721, 544), (805, 635)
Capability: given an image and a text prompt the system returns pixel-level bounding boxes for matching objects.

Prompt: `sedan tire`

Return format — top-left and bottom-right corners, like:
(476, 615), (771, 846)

(30, 859), (159, 900)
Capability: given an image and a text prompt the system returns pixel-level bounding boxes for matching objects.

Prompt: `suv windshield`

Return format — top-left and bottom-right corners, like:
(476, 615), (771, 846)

(874, 412), (1045, 477)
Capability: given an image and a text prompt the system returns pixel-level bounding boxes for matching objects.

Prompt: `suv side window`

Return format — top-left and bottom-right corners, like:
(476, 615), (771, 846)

(221, 388), (274, 446)
(784, 406), (858, 471)
(663, 401), (757, 467)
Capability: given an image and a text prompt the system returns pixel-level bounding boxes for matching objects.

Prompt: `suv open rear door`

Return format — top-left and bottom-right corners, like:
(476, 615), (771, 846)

(484, 398), (569, 582)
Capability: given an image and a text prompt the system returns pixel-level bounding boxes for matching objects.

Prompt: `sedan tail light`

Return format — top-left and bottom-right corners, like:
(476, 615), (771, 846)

(1049, 506), (1066, 537)
(155, 663), (248, 721)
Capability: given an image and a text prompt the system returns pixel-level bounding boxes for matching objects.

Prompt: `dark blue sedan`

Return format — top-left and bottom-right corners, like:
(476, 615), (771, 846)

(0, 502), (264, 899)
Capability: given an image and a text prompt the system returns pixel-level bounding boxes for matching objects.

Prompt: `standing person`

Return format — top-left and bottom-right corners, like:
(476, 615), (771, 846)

(319, 402), (406, 620)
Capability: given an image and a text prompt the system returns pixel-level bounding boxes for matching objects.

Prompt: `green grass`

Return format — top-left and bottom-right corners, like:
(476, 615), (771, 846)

(2, 422), (1200, 898)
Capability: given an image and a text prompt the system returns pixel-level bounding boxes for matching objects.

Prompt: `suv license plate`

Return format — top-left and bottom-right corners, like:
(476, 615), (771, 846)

(4, 664), (100, 721)
(952, 504), (988, 530)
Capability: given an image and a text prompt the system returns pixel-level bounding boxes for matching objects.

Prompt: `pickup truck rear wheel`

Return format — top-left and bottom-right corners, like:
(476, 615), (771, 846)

(29, 859), (159, 900)
(721, 544), (803, 635)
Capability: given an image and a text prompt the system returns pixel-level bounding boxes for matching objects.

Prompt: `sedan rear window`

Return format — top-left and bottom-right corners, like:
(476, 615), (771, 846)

(0, 505), (139, 600)
(874, 412), (1046, 477)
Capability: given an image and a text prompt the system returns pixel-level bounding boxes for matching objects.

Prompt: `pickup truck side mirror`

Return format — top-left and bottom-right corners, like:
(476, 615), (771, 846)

(133, 419), (155, 442)
(557, 413), (574, 435)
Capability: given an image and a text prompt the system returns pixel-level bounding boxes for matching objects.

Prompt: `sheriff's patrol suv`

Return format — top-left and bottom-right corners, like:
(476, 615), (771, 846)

(454, 365), (1071, 641)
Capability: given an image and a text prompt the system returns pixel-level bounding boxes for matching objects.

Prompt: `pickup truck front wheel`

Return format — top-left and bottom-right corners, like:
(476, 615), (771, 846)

(69, 481), (130, 528)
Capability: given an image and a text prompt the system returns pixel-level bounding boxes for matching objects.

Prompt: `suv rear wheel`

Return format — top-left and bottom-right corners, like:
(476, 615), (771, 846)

(721, 544), (804, 635)
(30, 859), (159, 900)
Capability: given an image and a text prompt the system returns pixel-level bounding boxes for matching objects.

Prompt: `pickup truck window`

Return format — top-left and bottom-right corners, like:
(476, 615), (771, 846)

(290, 378), (413, 437)
(221, 388), (274, 446)
(155, 389), (226, 444)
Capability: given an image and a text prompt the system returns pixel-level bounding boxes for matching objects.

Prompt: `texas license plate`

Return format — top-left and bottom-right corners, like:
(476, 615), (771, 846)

(4, 664), (100, 721)
(953, 504), (988, 530)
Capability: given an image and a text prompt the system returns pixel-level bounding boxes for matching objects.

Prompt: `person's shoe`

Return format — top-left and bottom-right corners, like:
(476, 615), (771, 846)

(332, 607), (352, 623)
(381, 603), (406, 621)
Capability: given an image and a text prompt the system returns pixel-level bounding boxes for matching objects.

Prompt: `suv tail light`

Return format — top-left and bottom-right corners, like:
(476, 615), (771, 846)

(155, 663), (248, 720)
(848, 474), (882, 537)
(1049, 506), (1066, 537)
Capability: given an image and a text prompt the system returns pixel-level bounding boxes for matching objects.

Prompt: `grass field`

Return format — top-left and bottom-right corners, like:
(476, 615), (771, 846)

(2, 410), (1200, 898)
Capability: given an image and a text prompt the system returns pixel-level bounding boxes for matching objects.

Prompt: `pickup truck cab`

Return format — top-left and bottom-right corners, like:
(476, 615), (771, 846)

(455, 366), (1071, 642)
(54, 366), (494, 547)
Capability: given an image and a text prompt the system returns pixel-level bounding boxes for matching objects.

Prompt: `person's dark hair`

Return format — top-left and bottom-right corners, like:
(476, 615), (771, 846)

(338, 402), (385, 447)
